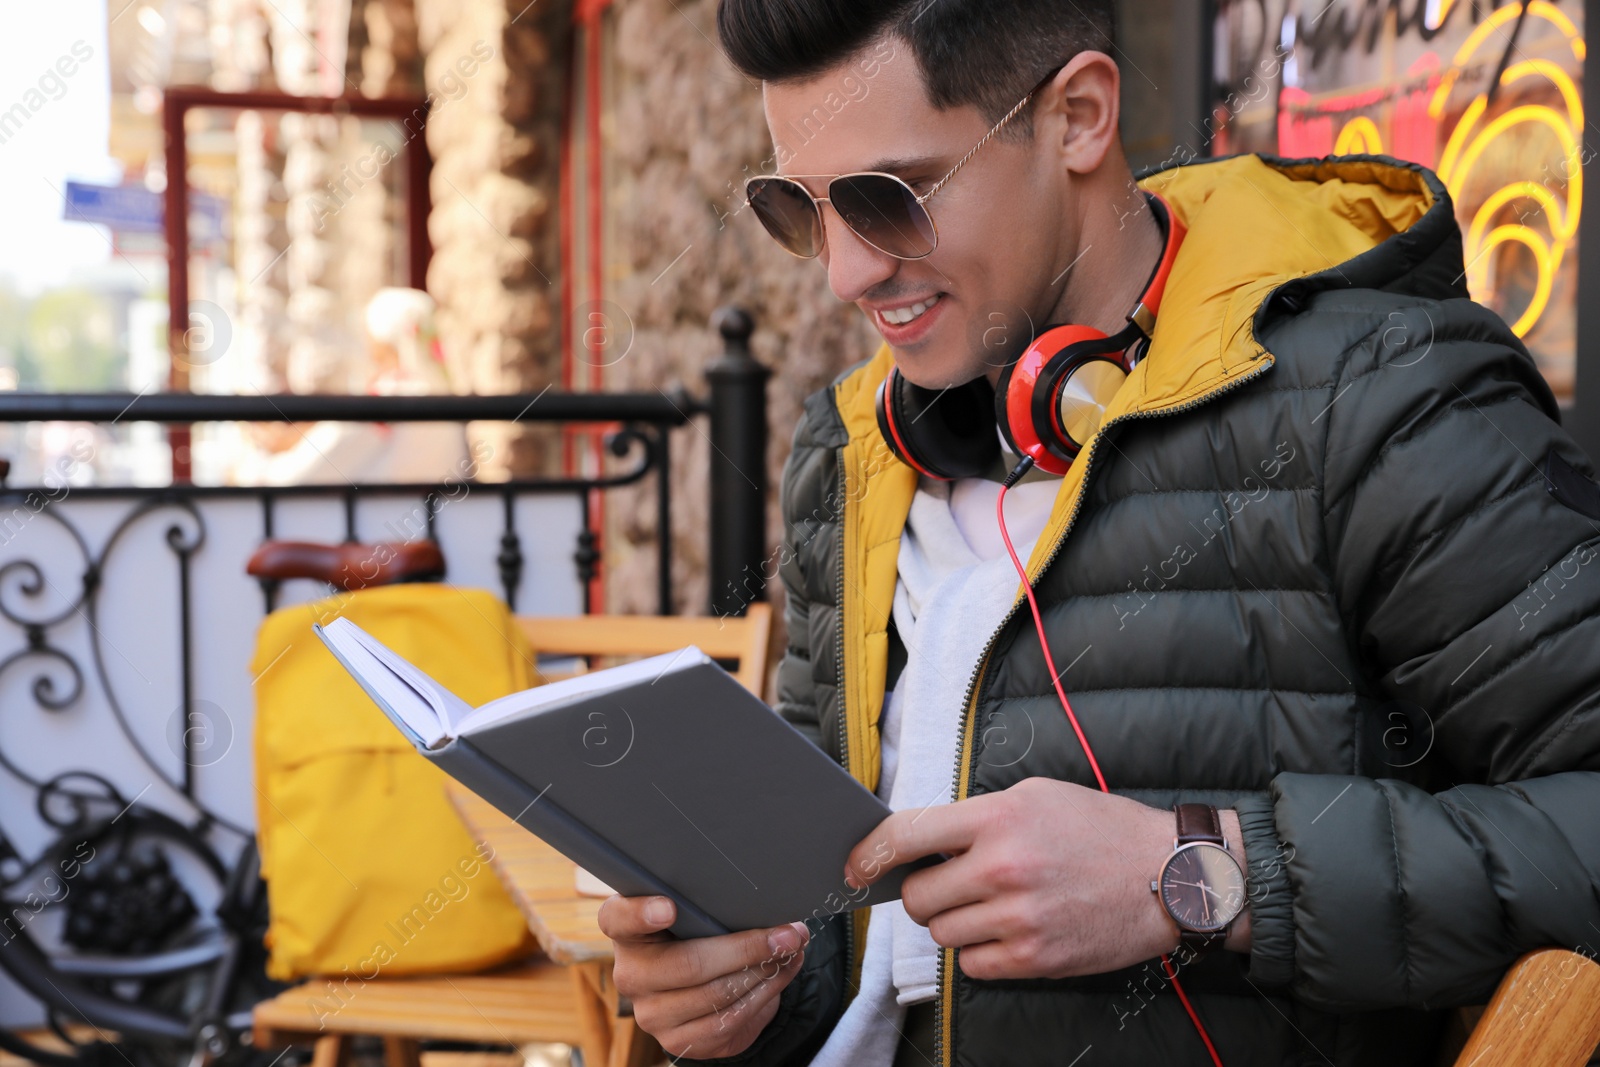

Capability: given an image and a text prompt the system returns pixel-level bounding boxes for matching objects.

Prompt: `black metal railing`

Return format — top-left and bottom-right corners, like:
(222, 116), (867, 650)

(0, 308), (768, 615)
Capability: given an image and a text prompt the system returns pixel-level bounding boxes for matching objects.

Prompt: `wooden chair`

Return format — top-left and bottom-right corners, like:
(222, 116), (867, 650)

(253, 963), (594, 1067)
(251, 603), (775, 1067)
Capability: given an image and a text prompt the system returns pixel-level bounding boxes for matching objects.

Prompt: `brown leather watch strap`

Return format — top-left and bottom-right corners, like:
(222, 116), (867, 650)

(1172, 803), (1228, 958)
(1180, 928), (1226, 957)
(1174, 803), (1223, 846)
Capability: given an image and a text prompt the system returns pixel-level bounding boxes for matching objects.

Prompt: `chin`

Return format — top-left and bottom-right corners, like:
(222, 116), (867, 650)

(891, 348), (984, 391)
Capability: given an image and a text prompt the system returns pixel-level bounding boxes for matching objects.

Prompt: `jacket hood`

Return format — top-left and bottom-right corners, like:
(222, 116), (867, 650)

(1135, 152), (1466, 402)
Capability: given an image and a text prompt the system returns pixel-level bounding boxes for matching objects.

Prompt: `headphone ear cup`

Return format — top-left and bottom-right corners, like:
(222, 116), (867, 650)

(875, 368), (999, 481)
(998, 324), (1112, 476)
(1036, 355), (1128, 458)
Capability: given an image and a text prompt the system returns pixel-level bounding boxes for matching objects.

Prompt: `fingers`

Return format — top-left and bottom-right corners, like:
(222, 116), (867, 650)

(601, 895), (815, 1059)
(612, 915), (811, 1001)
(846, 802), (979, 889)
(640, 943), (806, 1059)
(635, 925), (807, 1016)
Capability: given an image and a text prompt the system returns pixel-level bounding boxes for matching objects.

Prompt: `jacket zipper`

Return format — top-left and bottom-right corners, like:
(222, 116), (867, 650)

(933, 354), (1276, 1067)
(834, 457), (855, 1004)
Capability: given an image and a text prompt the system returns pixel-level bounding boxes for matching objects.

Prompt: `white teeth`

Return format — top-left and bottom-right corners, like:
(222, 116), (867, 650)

(880, 294), (941, 326)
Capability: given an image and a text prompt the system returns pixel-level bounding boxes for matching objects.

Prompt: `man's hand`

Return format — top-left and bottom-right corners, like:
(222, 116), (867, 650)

(844, 777), (1251, 980)
(599, 894), (810, 1060)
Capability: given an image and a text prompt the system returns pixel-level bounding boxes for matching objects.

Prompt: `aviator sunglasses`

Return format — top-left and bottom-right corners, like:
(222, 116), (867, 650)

(743, 62), (1068, 260)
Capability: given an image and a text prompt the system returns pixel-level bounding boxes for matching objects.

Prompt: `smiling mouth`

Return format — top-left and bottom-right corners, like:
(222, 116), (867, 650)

(877, 293), (944, 326)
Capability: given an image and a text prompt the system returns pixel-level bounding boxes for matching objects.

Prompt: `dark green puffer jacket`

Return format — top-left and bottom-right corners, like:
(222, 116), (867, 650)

(697, 153), (1600, 1066)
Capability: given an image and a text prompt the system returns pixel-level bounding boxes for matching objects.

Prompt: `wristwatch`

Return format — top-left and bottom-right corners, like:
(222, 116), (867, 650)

(1151, 803), (1247, 955)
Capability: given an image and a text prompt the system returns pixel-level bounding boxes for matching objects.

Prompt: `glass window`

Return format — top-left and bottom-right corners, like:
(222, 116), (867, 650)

(1210, 0), (1585, 404)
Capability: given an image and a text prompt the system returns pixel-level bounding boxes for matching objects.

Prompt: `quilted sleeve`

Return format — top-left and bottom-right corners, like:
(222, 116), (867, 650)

(1236, 295), (1600, 1011)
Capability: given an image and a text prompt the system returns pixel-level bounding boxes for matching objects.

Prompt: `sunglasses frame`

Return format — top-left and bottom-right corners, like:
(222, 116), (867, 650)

(744, 61), (1069, 261)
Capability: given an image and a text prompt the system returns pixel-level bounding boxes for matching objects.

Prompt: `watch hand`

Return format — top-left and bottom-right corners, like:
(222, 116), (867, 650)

(1170, 879), (1235, 907)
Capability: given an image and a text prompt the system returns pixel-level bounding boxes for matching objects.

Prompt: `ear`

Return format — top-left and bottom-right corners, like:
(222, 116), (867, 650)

(1038, 51), (1121, 175)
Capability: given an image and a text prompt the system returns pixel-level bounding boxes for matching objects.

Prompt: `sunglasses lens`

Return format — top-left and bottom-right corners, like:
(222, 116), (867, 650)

(830, 174), (936, 259)
(747, 177), (824, 258)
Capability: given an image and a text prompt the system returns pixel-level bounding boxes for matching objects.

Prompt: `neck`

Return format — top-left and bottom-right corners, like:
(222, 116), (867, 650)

(976, 165), (1166, 389)
(1045, 169), (1165, 340)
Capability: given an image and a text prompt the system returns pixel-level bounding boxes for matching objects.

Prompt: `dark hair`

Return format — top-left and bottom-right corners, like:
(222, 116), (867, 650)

(716, 0), (1116, 139)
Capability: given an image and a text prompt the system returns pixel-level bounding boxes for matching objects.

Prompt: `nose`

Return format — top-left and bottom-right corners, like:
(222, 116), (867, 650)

(818, 202), (901, 305)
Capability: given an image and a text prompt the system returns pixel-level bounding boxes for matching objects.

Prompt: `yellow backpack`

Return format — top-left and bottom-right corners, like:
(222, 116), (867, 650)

(251, 584), (538, 980)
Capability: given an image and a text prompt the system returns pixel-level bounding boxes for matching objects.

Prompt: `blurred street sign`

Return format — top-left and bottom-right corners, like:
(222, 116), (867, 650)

(62, 181), (227, 248)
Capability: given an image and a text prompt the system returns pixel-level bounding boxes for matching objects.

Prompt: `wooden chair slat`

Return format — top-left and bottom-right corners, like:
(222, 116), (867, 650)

(517, 603), (771, 696)
(1452, 948), (1600, 1066)
(253, 963), (590, 1047)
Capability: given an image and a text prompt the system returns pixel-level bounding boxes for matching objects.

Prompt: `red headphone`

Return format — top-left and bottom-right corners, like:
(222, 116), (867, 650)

(875, 191), (1186, 479)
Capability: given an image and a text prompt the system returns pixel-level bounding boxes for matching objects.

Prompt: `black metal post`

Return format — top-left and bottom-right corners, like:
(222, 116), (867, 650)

(705, 307), (770, 618)
(176, 541), (194, 798)
(499, 491), (525, 611)
(656, 426), (673, 616)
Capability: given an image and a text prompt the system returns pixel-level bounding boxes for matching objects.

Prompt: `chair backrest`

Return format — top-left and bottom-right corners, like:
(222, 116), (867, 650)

(1452, 948), (1600, 1066)
(516, 603), (774, 699)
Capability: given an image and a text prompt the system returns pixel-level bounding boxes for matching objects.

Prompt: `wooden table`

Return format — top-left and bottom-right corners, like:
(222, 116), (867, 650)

(445, 783), (661, 1067)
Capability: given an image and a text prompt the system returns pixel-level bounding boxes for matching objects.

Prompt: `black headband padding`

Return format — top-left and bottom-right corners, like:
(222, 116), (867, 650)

(893, 374), (1000, 480)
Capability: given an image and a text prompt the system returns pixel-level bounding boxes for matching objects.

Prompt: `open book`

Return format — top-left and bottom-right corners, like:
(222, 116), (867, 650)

(314, 617), (939, 939)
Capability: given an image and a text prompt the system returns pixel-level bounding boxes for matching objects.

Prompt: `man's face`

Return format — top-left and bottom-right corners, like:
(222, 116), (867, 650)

(761, 38), (1076, 389)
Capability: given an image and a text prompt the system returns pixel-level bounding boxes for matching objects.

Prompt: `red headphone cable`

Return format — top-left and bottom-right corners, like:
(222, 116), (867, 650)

(996, 456), (1224, 1067)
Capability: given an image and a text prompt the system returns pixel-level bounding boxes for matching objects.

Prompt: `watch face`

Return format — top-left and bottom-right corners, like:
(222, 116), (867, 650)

(1158, 843), (1246, 933)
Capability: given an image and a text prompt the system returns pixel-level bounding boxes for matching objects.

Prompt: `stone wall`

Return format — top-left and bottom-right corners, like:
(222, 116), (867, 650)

(416, 0), (572, 478)
(356, 0), (424, 98)
(601, 0), (881, 616)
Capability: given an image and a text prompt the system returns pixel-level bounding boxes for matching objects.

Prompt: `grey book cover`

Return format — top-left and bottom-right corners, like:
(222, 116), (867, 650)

(314, 623), (940, 940)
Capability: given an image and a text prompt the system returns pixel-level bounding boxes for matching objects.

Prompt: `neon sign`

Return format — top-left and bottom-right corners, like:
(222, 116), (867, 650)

(1212, 0), (1586, 401)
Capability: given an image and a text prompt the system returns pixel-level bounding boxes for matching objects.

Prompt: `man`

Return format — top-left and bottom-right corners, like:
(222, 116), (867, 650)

(596, 2), (1600, 1064)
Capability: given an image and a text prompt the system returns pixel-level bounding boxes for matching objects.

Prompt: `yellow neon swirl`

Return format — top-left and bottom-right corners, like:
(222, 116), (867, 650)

(1473, 224), (1556, 335)
(1470, 182), (1570, 251)
(1530, 1), (1584, 58)
(1502, 59), (1584, 129)
(1429, 3), (1583, 118)
(1435, 94), (1487, 183)
(1446, 4), (1528, 78)
(1335, 115), (1385, 154)
(1451, 106), (1577, 202)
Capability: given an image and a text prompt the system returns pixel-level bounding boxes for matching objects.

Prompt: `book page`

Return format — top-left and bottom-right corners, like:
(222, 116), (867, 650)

(321, 617), (477, 747)
(459, 646), (711, 734)
(320, 618), (449, 748)
(347, 624), (478, 737)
